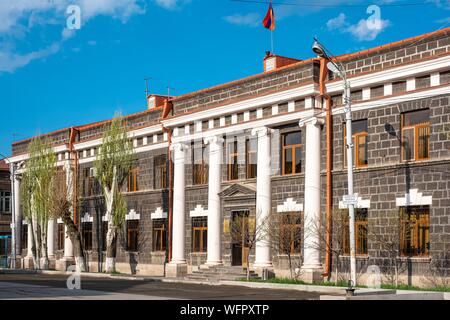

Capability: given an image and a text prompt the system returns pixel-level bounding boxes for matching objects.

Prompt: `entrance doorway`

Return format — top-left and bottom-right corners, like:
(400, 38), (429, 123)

(231, 211), (250, 267)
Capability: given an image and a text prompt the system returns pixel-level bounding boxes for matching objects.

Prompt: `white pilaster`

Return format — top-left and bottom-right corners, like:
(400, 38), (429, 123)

(299, 116), (324, 279)
(252, 127), (273, 268)
(204, 135), (224, 266)
(47, 219), (55, 258)
(13, 174), (22, 255)
(170, 143), (187, 264)
(63, 160), (74, 260)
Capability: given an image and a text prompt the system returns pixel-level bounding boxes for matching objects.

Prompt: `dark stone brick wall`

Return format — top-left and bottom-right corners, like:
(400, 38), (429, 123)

(172, 61), (319, 116)
(331, 30), (450, 80)
(12, 129), (70, 156)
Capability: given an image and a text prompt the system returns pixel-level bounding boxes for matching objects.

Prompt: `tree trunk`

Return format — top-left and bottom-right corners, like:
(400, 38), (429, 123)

(288, 253), (293, 279)
(335, 255), (340, 285)
(61, 214), (86, 272)
(106, 224), (117, 273)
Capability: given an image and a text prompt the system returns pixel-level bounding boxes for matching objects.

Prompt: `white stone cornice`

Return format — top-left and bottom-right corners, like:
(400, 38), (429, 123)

(396, 189), (432, 207)
(161, 83), (319, 128)
(81, 212), (93, 223)
(277, 198), (304, 213)
(204, 135), (224, 146)
(251, 126), (274, 138)
(151, 207), (167, 220)
(299, 115), (325, 128)
(125, 209), (140, 221)
(190, 205), (208, 217)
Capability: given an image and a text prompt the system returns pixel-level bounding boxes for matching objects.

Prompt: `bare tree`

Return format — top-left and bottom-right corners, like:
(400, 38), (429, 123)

(229, 211), (270, 281)
(267, 211), (303, 279)
(368, 212), (405, 287)
(49, 169), (87, 271)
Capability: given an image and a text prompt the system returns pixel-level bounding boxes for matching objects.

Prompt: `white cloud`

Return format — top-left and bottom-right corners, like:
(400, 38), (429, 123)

(224, 13), (261, 27)
(326, 13), (347, 30)
(0, 43), (60, 73)
(326, 12), (390, 41)
(347, 18), (390, 41)
(0, 0), (145, 73)
(154, 0), (190, 10)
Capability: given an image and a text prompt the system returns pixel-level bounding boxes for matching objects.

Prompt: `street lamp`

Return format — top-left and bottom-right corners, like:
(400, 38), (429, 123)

(312, 38), (357, 287)
(0, 153), (15, 269)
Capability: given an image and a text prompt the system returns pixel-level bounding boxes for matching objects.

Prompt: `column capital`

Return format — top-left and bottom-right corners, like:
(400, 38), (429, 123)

(170, 142), (188, 153)
(251, 126), (274, 138)
(204, 135), (224, 146)
(299, 116), (325, 128)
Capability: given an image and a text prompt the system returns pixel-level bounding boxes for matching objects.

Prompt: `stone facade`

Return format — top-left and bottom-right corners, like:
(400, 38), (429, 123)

(7, 28), (450, 286)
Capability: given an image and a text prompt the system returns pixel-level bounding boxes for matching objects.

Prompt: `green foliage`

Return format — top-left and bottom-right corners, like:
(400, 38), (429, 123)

(94, 112), (135, 227)
(20, 136), (57, 224)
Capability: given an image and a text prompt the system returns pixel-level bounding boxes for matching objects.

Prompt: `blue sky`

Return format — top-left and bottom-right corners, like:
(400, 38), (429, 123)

(0, 0), (449, 157)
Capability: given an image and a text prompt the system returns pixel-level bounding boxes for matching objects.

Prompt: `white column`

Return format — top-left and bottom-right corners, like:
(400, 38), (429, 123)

(13, 174), (22, 255)
(170, 143), (187, 264)
(204, 135), (224, 266)
(27, 223), (33, 258)
(47, 219), (55, 258)
(63, 160), (74, 260)
(300, 116), (324, 272)
(252, 127), (273, 268)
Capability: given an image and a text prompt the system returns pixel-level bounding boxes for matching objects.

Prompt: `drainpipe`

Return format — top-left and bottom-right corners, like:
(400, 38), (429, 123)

(162, 100), (173, 262)
(318, 58), (333, 280)
(69, 127), (79, 225)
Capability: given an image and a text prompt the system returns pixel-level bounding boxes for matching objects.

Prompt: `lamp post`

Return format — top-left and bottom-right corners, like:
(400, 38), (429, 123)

(312, 38), (357, 287)
(1, 153), (15, 269)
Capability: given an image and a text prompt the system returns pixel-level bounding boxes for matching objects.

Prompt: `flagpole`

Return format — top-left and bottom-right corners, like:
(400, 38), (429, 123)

(271, 30), (274, 54)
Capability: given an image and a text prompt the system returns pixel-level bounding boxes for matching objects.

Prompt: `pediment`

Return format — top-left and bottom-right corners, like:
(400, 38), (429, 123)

(219, 183), (256, 198)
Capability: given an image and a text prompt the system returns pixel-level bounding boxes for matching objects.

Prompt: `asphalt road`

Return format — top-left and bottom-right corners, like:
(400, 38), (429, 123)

(0, 273), (322, 300)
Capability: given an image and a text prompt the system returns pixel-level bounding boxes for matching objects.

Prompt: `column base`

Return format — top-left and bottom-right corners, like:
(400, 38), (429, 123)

(165, 262), (187, 278)
(48, 255), (56, 270)
(23, 256), (34, 270)
(56, 257), (75, 272)
(205, 260), (223, 267)
(300, 265), (324, 283)
(253, 261), (273, 268)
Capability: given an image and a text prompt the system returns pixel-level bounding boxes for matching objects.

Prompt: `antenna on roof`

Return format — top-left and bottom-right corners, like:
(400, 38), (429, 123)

(144, 77), (152, 98)
(167, 86), (175, 99)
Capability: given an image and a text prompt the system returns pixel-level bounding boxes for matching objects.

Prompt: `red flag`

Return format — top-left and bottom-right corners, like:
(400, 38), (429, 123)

(262, 1), (275, 31)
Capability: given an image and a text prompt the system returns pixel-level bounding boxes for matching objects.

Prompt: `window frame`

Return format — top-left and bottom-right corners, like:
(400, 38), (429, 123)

(227, 139), (239, 181)
(57, 223), (65, 251)
(401, 111), (431, 162)
(153, 155), (168, 190)
(192, 217), (208, 253)
(279, 212), (302, 255)
(400, 206), (430, 257)
(82, 222), (93, 251)
(343, 120), (369, 168)
(0, 191), (11, 213)
(343, 208), (369, 256)
(127, 167), (139, 192)
(192, 143), (209, 185)
(281, 131), (302, 175)
(126, 220), (139, 252)
(246, 138), (257, 179)
(152, 219), (167, 252)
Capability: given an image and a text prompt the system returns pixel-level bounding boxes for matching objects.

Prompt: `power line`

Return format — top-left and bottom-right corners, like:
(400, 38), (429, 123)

(230, 0), (434, 8)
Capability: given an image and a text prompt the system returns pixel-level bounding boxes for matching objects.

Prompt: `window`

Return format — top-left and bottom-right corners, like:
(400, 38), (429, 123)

(402, 109), (430, 161)
(400, 206), (430, 256)
(127, 220), (139, 252)
(343, 209), (368, 255)
(351, 90), (363, 102)
(82, 168), (95, 197)
(392, 81), (407, 94)
(152, 219), (167, 252)
(154, 155), (167, 189)
(192, 217), (207, 253)
(279, 212), (302, 254)
(246, 138), (257, 179)
(101, 221), (108, 251)
(22, 224), (28, 250)
(344, 119), (368, 168)
(193, 143), (209, 185)
(282, 131), (302, 175)
(57, 223), (65, 251)
(0, 191), (11, 213)
(128, 167), (139, 192)
(227, 140), (239, 181)
(440, 70), (450, 85)
(82, 222), (93, 251)
(416, 75), (431, 89)
(371, 85), (384, 98)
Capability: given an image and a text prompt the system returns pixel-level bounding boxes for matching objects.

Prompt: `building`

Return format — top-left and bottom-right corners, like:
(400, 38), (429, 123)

(0, 159), (12, 265)
(6, 28), (450, 285)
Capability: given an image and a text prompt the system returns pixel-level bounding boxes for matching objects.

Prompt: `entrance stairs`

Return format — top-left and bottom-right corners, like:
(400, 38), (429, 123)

(185, 265), (260, 282)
